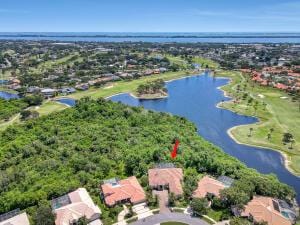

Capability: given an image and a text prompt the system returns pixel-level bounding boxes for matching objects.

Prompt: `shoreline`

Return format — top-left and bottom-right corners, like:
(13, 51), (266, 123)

(215, 73), (300, 177)
(105, 72), (202, 99)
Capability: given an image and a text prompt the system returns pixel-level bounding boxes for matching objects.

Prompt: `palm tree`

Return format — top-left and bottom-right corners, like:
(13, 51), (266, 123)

(282, 133), (294, 145)
(290, 139), (295, 149)
(267, 128), (274, 139)
(248, 127), (253, 137)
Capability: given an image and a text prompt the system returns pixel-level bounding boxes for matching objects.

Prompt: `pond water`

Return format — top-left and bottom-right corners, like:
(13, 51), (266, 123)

(0, 91), (19, 100)
(55, 98), (76, 106)
(109, 73), (300, 203)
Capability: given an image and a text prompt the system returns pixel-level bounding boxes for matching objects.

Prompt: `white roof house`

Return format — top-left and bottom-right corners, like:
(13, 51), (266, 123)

(0, 212), (30, 225)
(52, 188), (102, 225)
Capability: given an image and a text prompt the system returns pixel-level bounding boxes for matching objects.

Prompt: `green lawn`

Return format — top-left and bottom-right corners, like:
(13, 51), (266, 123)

(165, 54), (189, 68)
(1, 70), (196, 130)
(35, 101), (68, 116)
(68, 70), (196, 100)
(192, 57), (219, 69)
(206, 209), (227, 222)
(161, 222), (188, 225)
(217, 71), (300, 175)
(28, 53), (79, 74)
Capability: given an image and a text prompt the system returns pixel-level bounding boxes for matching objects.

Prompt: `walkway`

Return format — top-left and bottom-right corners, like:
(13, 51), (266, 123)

(153, 190), (170, 213)
(130, 212), (209, 225)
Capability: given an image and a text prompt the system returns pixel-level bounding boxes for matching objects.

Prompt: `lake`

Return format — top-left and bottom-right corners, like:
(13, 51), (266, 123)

(55, 98), (76, 106)
(109, 73), (300, 203)
(0, 91), (19, 100)
(1, 32), (300, 43)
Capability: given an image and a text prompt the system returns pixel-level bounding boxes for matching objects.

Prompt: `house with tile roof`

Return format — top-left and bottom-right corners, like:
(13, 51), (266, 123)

(0, 211), (30, 225)
(148, 164), (183, 196)
(241, 196), (296, 225)
(101, 176), (146, 207)
(193, 176), (227, 199)
(51, 188), (102, 225)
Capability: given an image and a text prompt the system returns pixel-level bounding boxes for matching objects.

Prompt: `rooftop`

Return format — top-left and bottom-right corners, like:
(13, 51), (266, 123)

(101, 176), (146, 207)
(193, 176), (226, 198)
(241, 196), (292, 225)
(0, 212), (30, 225)
(53, 188), (102, 225)
(148, 167), (183, 196)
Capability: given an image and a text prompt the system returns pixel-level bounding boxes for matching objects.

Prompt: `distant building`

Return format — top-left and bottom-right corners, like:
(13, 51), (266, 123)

(75, 83), (89, 91)
(101, 176), (146, 207)
(0, 209), (30, 225)
(240, 196), (296, 225)
(60, 87), (76, 95)
(144, 69), (153, 76)
(41, 88), (57, 98)
(153, 69), (160, 74)
(148, 163), (183, 196)
(27, 86), (40, 93)
(52, 188), (102, 225)
(159, 67), (168, 73)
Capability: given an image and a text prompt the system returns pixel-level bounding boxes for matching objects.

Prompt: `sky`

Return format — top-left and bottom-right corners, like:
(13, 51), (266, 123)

(0, 0), (300, 32)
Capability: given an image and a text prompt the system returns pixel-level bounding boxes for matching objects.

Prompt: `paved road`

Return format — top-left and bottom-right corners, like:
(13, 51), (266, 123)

(130, 212), (209, 225)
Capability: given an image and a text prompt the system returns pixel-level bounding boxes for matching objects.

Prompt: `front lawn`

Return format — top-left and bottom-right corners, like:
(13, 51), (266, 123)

(161, 222), (188, 225)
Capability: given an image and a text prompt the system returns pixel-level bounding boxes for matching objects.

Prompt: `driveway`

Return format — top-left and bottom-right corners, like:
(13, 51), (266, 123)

(130, 212), (209, 225)
(132, 203), (153, 219)
(153, 190), (170, 213)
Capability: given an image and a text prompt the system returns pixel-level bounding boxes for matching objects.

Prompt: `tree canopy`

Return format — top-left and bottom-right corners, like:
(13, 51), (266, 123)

(0, 98), (295, 223)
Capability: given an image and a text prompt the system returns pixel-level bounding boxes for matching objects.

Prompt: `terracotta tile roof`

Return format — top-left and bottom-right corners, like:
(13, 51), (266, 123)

(276, 83), (288, 90)
(241, 196), (292, 225)
(148, 167), (183, 196)
(101, 176), (146, 207)
(0, 212), (30, 225)
(54, 188), (101, 225)
(193, 176), (226, 198)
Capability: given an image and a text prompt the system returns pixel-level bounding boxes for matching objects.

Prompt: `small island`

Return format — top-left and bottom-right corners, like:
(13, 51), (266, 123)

(135, 79), (168, 99)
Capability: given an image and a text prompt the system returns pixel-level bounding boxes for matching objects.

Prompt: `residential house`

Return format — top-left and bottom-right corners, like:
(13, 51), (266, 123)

(52, 188), (102, 225)
(193, 176), (227, 199)
(153, 69), (160, 74)
(41, 88), (57, 98)
(75, 83), (89, 91)
(144, 69), (153, 76)
(240, 196), (297, 225)
(60, 87), (76, 95)
(148, 163), (183, 196)
(101, 176), (146, 207)
(27, 86), (40, 94)
(0, 210), (30, 225)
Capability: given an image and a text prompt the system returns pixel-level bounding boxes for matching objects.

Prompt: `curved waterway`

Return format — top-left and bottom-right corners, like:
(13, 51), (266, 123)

(109, 73), (300, 203)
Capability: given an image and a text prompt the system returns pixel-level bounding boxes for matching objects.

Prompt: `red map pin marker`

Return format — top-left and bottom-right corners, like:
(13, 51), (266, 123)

(171, 139), (180, 159)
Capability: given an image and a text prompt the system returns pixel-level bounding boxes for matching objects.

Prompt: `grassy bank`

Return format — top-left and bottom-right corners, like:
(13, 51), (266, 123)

(69, 70), (196, 100)
(1, 70), (197, 129)
(217, 71), (300, 176)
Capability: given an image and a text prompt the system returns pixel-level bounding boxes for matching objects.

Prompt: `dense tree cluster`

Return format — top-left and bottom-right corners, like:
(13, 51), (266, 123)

(136, 79), (167, 96)
(0, 98), (28, 120)
(0, 98), (295, 223)
(0, 94), (43, 121)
